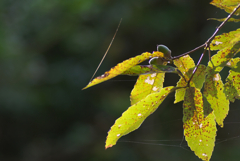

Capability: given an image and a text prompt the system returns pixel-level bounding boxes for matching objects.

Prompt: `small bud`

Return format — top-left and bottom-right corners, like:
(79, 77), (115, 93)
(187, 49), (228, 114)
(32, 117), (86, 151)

(149, 57), (164, 65)
(157, 45), (172, 59)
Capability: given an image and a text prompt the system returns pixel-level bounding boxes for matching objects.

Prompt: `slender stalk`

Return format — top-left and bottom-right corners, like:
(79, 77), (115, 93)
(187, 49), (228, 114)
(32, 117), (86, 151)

(205, 3), (240, 47)
(187, 51), (205, 86)
(172, 3), (240, 61)
(172, 44), (205, 60)
(178, 3), (240, 85)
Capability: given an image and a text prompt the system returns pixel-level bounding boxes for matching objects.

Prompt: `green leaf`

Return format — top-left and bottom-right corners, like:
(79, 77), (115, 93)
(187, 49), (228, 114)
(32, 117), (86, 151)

(154, 65), (179, 73)
(210, 0), (240, 15)
(105, 86), (175, 149)
(173, 55), (195, 103)
(121, 65), (160, 76)
(210, 28), (240, 51)
(203, 73), (229, 127)
(130, 73), (165, 105)
(173, 55), (206, 103)
(203, 42), (240, 127)
(207, 41), (240, 75)
(224, 57), (240, 102)
(225, 57), (240, 68)
(183, 87), (216, 161)
(122, 65), (178, 76)
(82, 51), (165, 89)
(208, 17), (240, 22)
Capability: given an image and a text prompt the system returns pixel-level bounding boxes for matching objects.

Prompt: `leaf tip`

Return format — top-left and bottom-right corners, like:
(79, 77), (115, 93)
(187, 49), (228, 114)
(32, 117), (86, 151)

(105, 144), (113, 149)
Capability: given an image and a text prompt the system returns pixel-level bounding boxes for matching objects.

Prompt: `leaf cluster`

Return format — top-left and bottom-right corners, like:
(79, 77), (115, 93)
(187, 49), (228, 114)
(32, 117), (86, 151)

(83, 1), (240, 161)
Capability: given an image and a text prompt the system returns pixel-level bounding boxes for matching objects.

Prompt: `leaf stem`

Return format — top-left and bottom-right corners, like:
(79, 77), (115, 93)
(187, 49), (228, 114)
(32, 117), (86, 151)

(187, 51), (206, 86)
(172, 3), (240, 61)
(174, 3), (240, 85)
(205, 3), (240, 47)
(171, 44), (205, 60)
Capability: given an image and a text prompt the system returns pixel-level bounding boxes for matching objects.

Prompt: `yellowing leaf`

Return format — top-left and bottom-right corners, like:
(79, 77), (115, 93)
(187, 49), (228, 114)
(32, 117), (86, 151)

(183, 87), (216, 161)
(173, 55), (195, 103)
(122, 65), (178, 76)
(83, 51), (165, 89)
(122, 65), (159, 76)
(208, 17), (240, 22)
(210, 0), (240, 15)
(203, 73), (229, 127)
(203, 42), (240, 127)
(210, 29), (240, 51)
(225, 57), (240, 68)
(207, 41), (240, 74)
(130, 73), (165, 105)
(224, 58), (240, 102)
(105, 86), (175, 149)
(173, 55), (206, 103)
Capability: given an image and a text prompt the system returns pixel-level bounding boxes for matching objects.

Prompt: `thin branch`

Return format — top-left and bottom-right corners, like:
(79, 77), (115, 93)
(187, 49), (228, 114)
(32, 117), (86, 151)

(171, 44), (205, 60)
(172, 3), (240, 61)
(187, 51), (206, 86)
(176, 3), (240, 85)
(205, 3), (240, 47)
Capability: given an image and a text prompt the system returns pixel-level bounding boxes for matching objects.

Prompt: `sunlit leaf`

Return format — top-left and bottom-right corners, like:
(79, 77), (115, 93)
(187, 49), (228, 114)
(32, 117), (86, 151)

(122, 65), (178, 76)
(203, 41), (240, 127)
(210, 28), (240, 51)
(203, 73), (229, 127)
(207, 41), (240, 74)
(224, 58), (240, 102)
(225, 57), (240, 68)
(121, 65), (159, 76)
(173, 55), (206, 103)
(208, 17), (240, 22)
(173, 55), (195, 103)
(210, 0), (240, 15)
(130, 73), (165, 105)
(183, 87), (216, 161)
(105, 86), (175, 149)
(82, 51), (165, 89)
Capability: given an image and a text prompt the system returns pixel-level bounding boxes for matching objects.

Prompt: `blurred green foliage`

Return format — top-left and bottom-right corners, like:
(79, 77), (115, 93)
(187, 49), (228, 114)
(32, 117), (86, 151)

(0, 0), (240, 161)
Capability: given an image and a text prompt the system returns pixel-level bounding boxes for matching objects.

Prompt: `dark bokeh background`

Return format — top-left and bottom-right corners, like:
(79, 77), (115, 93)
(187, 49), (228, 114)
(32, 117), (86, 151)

(1, 0), (240, 161)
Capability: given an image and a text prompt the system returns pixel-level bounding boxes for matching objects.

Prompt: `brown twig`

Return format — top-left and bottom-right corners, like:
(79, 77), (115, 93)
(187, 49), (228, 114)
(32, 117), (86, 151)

(173, 3), (240, 85)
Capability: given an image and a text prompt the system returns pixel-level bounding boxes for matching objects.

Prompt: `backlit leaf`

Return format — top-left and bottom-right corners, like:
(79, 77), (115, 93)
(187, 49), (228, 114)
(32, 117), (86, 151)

(208, 17), (240, 22)
(105, 86), (175, 149)
(210, 28), (240, 51)
(82, 51), (165, 89)
(210, 0), (240, 15)
(130, 73), (165, 105)
(122, 65), (178, 76)
(183, 87), (216, 161)
(203, 42), (240, 127)
(173, 55), (206, 103)
(225, 57), (240, 68)
(173, 55), (195, 103)
(207, 41), (240, 75)
(130, 63), (179, 105)
(203, 73), (229, 127)
(224, 58), (240, 102)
